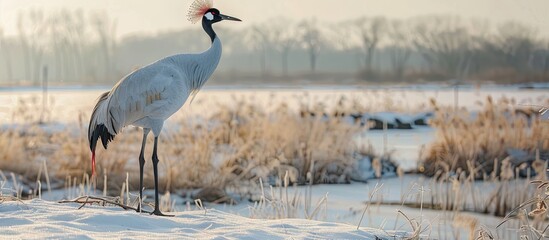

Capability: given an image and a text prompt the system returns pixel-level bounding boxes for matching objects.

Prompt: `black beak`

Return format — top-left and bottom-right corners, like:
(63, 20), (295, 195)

(220, 14), (242, 22)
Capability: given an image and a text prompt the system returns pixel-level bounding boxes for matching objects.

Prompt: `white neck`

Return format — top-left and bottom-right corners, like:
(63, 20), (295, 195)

(188, 37), (222, 92)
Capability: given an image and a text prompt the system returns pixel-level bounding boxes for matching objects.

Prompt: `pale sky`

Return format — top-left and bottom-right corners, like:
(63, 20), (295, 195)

(1, 0), (548, 38)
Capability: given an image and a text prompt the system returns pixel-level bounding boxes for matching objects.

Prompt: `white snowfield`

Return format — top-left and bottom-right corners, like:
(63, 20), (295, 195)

(0, 200), (400, 239)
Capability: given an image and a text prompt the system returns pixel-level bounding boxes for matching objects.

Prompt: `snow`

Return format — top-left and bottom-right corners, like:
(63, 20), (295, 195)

(0, 172), (522, 239)
(359, 127), (435, 171)
(0, 199), (401, 239)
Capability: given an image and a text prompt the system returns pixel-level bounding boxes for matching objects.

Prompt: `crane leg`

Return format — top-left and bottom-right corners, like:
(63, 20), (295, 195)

(151, 136), (173, 217)
(136, 128), (150, 213)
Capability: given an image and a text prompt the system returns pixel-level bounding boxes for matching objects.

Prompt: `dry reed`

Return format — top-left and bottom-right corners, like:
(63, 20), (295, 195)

(0, 96), (370, 194)
(421, 96), (549, 178)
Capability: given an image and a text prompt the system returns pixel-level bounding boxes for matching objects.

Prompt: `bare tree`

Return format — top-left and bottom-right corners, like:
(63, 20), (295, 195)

(246, 24), (271, 76)
(0, 27), (3, 81)
(270, 19), (297, 76)
(494, 21), (537, 74)
(0, 26), (14, 83)
(298, 19), (322, 73)
(68, 9), (87, 81)
(529, 41), (549, 77)
(46, 9), (89, 82)
(386, 19), (412, 80)
(17, 9), (49, 84)
(354, 17), (387, 72)
(17, 12), (32, 82)
(91, 12), (117, 82)
(537, 40), (549, 76)
(330, 21), (361, 71)
(48, 13), (63, 81)
(49, 10), (72, 82)
(411, 16), (473, 79)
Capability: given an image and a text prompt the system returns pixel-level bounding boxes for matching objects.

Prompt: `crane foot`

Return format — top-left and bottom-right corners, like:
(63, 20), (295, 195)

(151, 209), (174, 217)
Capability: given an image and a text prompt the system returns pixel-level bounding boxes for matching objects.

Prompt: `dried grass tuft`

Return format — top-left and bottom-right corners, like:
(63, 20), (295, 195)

(421, 97), (549, 177)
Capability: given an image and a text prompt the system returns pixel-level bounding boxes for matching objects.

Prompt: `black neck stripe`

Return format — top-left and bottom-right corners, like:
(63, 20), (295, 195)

(202, 19), (216, 43)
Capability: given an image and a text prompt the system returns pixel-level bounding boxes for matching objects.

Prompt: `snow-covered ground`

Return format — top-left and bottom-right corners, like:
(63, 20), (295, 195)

(0, 199), (405, 239)
(0, 175), (522, 239)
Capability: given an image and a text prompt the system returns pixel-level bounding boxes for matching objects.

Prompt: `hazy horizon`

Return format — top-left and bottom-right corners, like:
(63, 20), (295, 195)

(1, 0), (549, 39)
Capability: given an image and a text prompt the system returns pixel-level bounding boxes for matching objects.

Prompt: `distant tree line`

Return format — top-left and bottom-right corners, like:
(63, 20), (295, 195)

(0, 9), (116, 84)
(0, 9), (548, 85)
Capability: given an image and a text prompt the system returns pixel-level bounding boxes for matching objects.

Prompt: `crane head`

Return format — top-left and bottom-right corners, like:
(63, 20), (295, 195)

(204, 8), (242, 24)
(187, 0), (241, 24)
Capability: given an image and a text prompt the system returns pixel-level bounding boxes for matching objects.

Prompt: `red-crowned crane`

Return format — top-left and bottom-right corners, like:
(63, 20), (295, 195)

(88, 0), (241, 216)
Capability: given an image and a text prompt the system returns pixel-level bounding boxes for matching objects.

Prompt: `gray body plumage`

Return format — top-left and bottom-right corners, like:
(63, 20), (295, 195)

(89, 37), (221, 145)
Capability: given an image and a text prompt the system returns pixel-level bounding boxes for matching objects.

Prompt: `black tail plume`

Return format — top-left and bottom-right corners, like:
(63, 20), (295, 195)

(88, 91), (114, 152)
(89, 124), (115, 152)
